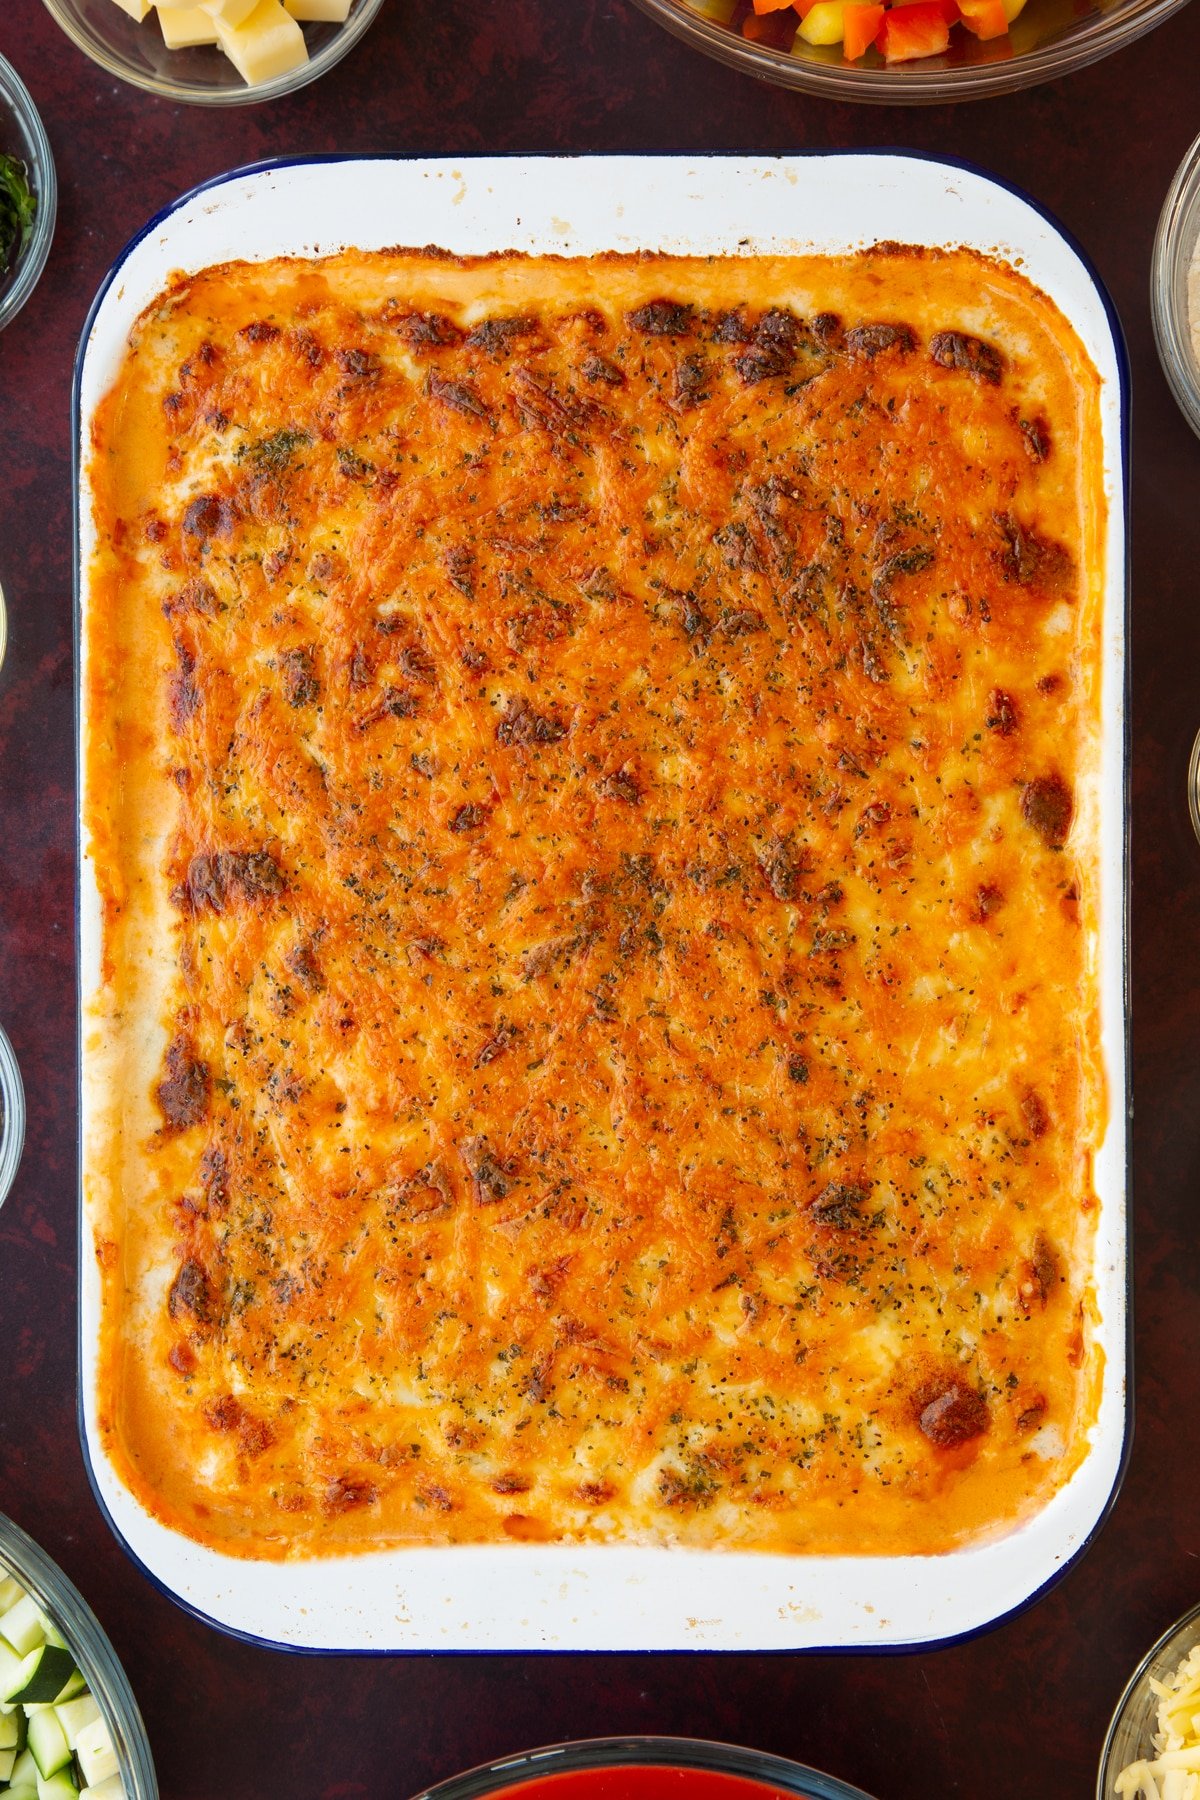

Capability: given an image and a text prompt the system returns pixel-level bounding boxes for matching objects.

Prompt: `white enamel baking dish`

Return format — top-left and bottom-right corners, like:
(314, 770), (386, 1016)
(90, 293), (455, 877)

(75, 154), (1130, 1654)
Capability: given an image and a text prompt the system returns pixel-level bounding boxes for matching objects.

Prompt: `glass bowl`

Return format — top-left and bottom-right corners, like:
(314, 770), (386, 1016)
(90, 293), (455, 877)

(0, 55), (56, 332)
(412, 1737), (878, 1800)
(0, 1024), (24, 1210)
(0, 1511), (158, 1800)
(1152, 128), (1200, 443)
(40, 0), (386, 106)
(1096, 1601), (1200, 1799)
(629, 0), (1193, 102)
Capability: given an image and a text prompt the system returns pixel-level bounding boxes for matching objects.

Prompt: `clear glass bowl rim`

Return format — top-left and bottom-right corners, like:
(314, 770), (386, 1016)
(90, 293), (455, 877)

(0, 1511), (159, 1800)
(1096, 1599), (1200, 1799)
(38, 0), (387, 105)
(1151, 127), (1200, 442)
(0, 53), (57, 331)
(629, 0), (1194, 102)
(412, 1737), (877, 1800)
(0, 1021), (25, 1210)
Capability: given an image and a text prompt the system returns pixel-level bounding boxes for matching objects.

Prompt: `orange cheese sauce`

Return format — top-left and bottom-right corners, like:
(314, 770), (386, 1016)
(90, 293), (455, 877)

(82, 249), (1107, 1558)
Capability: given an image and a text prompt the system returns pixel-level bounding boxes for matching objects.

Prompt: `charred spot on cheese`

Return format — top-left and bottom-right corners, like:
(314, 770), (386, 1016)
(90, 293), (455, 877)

(993, 512), (1074, 592)
(1020, 1087), (1051, 1140)
(929, 330), (1003, 384)
(156, 1035), (211, 1133)
(1020, 1232), (1060, 1311)
(1019, 413), (1053, 462)
(200, 1144), (230, 1212)
(459, 1135), (513, 1203)
(812, 310), (842, 347)
(324, 1476), (377, 1514)
(582, 352), (625, 386)
(844, 322), (916, 360)
(280, 646), (320, 708)
(491, 1471), (532, 1495)
(597, 766), (642, 806)
(168, 1255), (214, 1324)
(733, 307), (804, 384)
(425, 370), (491, 423)
(285, 940), (324, 993)
(986, 688), (1020, 736)
(466, 315), (538, 357)
(760, 837), (802, 902)
(714, 521), (763, 571)
(657, 1460), (719, 1509)
(239, 320), (281, 346)
(443, 544), (475, 597)
(975, 883), (1005, 922)
(182, 848), (285, 912)
(181, 493), (233, 543)
(809, 1179), (873, 1232)
(627, 299), (694, 337)
(449, 802), (489, 834)
(394, 309), (463, 349)
(915, 1379), (989, 1448)
(673, 353), (710, 410)
(510, 367), (605, 438)
(169, 640), (200, 730)
(1021, 773), (1073, 850)
(476, 1020), (518, 1066)
(335, 347), (379, 384)
(496, 696), (568, 747)
(163, 577), (220, 620)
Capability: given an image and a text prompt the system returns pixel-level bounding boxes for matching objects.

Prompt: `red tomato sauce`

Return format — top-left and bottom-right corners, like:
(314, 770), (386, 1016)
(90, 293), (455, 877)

(484, 1767), (803, 1800)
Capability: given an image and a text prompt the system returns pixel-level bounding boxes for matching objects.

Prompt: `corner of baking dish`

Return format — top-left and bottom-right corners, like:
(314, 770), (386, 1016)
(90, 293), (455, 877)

(74, 152), (1130, 1654)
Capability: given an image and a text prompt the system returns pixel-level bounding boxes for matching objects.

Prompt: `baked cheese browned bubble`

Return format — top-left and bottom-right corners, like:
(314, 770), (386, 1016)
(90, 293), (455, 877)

(83, 248), (1106, 1558)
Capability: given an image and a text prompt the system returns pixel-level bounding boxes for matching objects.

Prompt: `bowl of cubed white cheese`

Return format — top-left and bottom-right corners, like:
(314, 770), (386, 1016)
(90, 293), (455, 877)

(40, 0), (384, 103)
(0, 1514), (156, 1800)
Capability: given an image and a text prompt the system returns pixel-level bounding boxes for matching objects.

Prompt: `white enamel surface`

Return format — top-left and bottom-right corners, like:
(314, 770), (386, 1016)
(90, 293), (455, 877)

(76, 155), (1128, 1652)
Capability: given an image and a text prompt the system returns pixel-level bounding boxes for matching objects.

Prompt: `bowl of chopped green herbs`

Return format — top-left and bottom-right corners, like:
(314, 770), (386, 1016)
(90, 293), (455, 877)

(0, 56), (55, 334)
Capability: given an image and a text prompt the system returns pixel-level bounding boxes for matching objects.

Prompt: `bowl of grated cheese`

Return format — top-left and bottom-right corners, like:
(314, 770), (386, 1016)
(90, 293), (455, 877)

(1099, 1602), (1200, 1800)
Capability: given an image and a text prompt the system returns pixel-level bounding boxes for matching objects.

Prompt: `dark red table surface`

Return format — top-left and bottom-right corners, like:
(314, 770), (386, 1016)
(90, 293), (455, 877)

(1, 2), (1199, 1796)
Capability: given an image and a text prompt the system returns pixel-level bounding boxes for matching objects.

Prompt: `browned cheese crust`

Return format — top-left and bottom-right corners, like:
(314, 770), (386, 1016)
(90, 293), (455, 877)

(82, 248), (1107, 1558)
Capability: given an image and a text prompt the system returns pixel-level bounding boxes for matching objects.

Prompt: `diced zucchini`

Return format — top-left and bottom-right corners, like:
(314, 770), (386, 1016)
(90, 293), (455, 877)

(0, 1743), (18, 1779)
(11, 1744), (39, 1784)
(0, 1574), (24, 1611)
(28, 1707), (72, 1778)
(0, 1637), (29, 1699)
(0, 1597), (49, 1658)
(0, 1701), (27, 1747)
(74, 1716), (119, 1788)
(54, 1696), (100, 1751)
(51, 1670), (87, 1705)
(6, 1647), (76, 1707)
(36, 1768), (81, 1800)
(79, 1781), (125, 1800)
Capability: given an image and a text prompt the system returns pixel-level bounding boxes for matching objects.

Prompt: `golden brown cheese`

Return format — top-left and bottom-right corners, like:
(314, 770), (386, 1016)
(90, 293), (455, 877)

(83, 248), (1107, 1558)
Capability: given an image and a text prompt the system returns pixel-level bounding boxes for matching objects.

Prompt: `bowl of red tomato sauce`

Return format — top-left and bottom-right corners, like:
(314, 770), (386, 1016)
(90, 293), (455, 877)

(412, 1738), (878, 1800)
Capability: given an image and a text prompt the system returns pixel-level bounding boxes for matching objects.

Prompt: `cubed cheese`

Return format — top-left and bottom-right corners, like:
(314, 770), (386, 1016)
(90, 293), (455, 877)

(110, 0), (154, 18)
(213, 0), (309, 81)
(198, 0), (260, 26)
(283, 0), (352, 17)
(156, 4), (220, 45)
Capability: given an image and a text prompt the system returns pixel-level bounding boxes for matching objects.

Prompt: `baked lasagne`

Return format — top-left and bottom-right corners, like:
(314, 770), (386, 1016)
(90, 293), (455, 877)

(83, 247), (1107, 1557)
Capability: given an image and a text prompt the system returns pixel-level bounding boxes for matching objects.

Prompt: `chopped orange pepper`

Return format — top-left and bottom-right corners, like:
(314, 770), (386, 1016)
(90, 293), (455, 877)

(842, 1), (885, 55)
(956, 0), (1010, 34)
(751, 0), (796, 10)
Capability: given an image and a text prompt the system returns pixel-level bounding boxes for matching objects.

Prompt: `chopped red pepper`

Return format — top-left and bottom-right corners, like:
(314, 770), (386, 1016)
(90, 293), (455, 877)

(878, 0), (952, 57)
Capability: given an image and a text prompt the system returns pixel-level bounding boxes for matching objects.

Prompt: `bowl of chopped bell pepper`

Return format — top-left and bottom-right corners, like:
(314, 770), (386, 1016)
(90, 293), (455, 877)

(0, 55), (56, 333)
(630, 0), (1192, 99)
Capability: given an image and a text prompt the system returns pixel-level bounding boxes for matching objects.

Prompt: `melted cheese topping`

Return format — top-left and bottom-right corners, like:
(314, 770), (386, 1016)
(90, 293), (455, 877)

(83, 248), (1107, 1558)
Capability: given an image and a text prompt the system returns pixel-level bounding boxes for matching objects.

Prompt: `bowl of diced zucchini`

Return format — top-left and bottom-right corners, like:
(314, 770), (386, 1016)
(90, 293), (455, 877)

(0, 1514), (156, 1800)
(39, 0), (385, 104)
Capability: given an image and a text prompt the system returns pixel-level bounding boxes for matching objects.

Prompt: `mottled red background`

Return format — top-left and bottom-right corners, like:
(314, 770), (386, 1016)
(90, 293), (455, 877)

(1, 2), (1199, 1796)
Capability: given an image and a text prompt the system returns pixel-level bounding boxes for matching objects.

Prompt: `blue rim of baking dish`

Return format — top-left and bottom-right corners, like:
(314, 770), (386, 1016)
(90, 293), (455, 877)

(72, 150), (1133, 1658)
